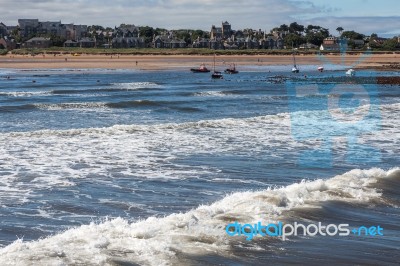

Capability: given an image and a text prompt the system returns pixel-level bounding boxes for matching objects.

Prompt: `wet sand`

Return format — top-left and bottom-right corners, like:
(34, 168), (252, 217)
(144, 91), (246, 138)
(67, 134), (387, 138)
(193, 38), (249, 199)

(0, 53), (399, 70)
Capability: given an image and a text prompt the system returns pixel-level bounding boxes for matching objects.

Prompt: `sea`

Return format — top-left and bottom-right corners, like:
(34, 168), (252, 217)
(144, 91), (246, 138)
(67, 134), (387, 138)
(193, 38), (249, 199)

(0, 64), (399, 265)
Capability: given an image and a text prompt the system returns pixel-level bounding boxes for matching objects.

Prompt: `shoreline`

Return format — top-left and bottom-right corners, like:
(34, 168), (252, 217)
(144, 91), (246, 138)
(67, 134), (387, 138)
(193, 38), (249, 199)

(1, 54), (399, 71)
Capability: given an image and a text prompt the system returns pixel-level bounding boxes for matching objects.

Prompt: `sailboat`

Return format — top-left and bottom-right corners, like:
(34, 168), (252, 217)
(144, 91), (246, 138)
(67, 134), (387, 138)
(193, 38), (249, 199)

(211, 54), (223, 79)
(291, 51), (300, 73)
(225, 63), (239, 74)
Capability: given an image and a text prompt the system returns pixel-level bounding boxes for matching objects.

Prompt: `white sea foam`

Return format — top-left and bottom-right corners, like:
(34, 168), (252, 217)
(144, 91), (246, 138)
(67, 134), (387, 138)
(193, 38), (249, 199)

(0, 100), (398, 264)
(33, 102), (109, 110)
(0, 167), (398, 265)
(193, 91), (232, 97)
(0, 91), (51, 97)
(111, 82), (162, 90)
(0, 102), (398, 206)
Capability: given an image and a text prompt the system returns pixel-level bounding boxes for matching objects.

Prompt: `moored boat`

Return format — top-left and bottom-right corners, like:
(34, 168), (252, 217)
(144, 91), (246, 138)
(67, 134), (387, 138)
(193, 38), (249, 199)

(291, 52), (300, 73)
(211, 54), (223, 79)
(190, 64), (210, 73)
(224, 63), (239, 74)
(212, 71), (223, 79)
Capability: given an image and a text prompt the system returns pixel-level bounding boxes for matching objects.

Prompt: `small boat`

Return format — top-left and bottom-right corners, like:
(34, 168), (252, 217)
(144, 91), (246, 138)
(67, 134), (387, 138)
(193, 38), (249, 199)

(190, 64), (210, 73)
(291, 52), (300, 73)
(212, 71), (223, 79)
(346, 69), (355, 76)
(224, 63), (239, 74)
(211, 54), (223, 79)
(318, 66), (324, 72)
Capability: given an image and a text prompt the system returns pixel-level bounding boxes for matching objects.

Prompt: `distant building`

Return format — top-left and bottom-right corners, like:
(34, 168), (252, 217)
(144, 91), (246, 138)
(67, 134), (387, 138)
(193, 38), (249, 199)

(0, 37), (17, 50)
(114, 24), (139, 38)
(152, 35), (186, 49)
(223, 37), (238, 49)
(24, 37), (52, 48)
(63, 40), (79, 48)
(192, 37), (210, 48)
(222, 21), (232, 39)
(79, 37), (95, 48)
(61, 24), (76, 40)
(322, 37), (338, 45)
(153, 35), (171, 48)
(170, 39), (186, 49)
(372, 37), (388, 46)
(74, 25), (88, 39)
(353, 39), (365, 49)
(210, 25), (222, 40)
(112, 37), (145, 48)
(211, 21), (232, 40)
(18, 19), (39, 38)
(38, 21), (62, 36)
(299, 43), (318, 49)
(0, 22), (8, 37)
(245, 37), (258, 49)
(320, 37), (347, 51)
(18, 19), (87, 41)
(319, 43), (340, 51)
(209, 39), (224, 50)
(260, 36), (284, 49)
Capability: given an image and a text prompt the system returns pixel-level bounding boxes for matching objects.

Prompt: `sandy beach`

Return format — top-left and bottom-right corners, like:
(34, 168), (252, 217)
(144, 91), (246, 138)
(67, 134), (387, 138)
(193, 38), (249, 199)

(0, 53), (399, 70)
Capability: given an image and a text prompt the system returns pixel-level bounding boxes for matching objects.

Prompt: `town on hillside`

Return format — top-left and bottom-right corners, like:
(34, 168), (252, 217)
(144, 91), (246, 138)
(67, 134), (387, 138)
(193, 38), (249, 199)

(0, 19), (399, 51)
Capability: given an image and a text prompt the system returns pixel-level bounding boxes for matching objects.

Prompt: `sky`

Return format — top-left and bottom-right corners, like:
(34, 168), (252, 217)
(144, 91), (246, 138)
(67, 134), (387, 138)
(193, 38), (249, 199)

(0, 0), (399, 36)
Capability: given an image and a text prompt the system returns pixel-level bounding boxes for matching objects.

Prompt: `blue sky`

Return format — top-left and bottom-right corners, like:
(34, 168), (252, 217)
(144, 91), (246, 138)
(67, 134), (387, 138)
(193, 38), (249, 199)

(0, 0), (399, 36)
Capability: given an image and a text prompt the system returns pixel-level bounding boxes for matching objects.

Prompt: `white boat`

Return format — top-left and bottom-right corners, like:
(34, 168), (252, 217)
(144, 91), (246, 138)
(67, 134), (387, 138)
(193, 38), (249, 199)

(318, 66), (324, 72)
(291, 52), (299, 73)
(346, 69), (355, 76)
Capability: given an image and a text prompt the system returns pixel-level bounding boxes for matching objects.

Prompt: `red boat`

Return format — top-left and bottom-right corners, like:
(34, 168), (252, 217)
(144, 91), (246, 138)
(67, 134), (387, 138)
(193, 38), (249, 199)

(190, 64), (210, 73)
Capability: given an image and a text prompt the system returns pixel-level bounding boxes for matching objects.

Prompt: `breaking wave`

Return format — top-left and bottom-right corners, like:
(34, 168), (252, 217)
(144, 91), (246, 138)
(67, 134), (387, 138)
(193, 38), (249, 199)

(0, 168), (398, 265)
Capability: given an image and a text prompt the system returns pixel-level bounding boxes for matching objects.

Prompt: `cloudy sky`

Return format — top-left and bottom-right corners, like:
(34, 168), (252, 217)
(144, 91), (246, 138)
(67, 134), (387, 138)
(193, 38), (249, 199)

(0, 0), (399, 36)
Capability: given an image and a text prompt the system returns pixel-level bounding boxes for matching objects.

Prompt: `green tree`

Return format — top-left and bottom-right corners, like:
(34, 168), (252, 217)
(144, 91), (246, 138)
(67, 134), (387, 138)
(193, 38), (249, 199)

(304, 25), (329, 46)
(279, 24), (289, 32)
(336, 27), (344, 36)
(289, 22), (304, 35)
(10, 26), (22, 42)
(88, 25), (105, 32)
(50, 34), (66, 47)
(191, 29), (208, 40)
(341, 30), (365, 40)
(139, 26), (156, 44)
(382, 38), (399, 50)
(174, 30), (191, 44)
(284, 33), (305, 48)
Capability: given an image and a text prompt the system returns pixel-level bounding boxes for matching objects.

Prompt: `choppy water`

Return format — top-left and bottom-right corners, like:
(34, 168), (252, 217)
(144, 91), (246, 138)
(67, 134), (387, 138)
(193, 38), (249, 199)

(0, 67), (399, 265)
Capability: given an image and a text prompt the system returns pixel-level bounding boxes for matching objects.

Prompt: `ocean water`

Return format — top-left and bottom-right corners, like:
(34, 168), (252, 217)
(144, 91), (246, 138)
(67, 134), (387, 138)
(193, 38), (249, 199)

(0, 67), (399, 265)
